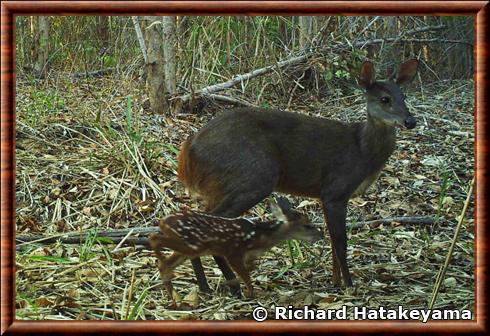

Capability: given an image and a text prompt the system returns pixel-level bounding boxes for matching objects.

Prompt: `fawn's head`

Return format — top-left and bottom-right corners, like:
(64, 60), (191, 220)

(270, 197), (322, 243)
(359, 59), (419, 129)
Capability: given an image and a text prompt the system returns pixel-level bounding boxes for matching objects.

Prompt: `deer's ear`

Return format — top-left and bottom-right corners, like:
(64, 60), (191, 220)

(396, 59), (418, 86)
(358, 61), (375, 89)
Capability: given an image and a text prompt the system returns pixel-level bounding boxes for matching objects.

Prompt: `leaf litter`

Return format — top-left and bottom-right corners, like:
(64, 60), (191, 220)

(15, 76), (475, 320)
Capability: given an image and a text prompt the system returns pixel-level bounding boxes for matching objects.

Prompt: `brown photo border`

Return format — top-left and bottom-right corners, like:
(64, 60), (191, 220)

(1, 1), (487, 334)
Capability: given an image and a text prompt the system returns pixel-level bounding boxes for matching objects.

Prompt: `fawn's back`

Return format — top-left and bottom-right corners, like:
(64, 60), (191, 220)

(158, 205), (320, 260)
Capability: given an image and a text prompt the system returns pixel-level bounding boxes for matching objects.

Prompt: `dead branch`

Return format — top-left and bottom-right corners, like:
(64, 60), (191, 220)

(70, 68), (115, 79)
(16, 226), (158, 248)
(204, 93), (256, 107)
(311, 216), (436, 229)
(358, 37), (472, 48)
(173, 54), (310, 104)
(347, 216), (436, 230)
(15, 216), (436, 250)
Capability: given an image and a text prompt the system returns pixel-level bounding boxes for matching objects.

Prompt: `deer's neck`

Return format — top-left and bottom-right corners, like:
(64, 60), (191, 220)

(360, 115), (396, 168)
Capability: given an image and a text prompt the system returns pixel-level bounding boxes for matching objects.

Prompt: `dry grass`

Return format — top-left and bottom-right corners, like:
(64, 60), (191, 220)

(15, 74), (474, 320)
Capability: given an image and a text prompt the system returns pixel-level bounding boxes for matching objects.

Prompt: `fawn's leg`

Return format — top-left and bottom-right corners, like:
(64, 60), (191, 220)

(226, 256), (254, 298)
(149, 233), (187, 303)
(160, 252), (187, 299)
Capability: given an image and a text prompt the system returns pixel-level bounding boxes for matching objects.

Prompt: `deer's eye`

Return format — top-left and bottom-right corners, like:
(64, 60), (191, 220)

(380, 96), (390, 104)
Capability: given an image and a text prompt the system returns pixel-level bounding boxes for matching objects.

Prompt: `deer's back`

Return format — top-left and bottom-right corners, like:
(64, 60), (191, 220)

(182, 108), (377, 200)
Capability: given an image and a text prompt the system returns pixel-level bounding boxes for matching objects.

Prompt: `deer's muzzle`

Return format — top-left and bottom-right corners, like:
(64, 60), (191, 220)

(404, 116), (416, 129)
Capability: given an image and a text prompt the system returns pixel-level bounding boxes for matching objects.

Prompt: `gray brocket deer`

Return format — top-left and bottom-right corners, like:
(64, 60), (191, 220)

(178, 59), (419, 290)
(149, 198), (321, 304)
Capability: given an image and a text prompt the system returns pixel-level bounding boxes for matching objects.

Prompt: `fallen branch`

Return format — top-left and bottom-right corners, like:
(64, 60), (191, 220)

(173, 54), (310, 104)
(16, 226), (158, 248)
(15, 216), (437, 249)
(358, 37), (472, 48)
(70, 68), (115, 79)
(346, 216), (436, 230)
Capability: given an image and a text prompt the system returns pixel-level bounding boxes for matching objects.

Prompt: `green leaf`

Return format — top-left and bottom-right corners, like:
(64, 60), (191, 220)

(27, 255), (71, 263)
(325, 70), (333, 81)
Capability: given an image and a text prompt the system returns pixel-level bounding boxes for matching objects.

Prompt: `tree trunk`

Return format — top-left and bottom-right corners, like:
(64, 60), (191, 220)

(38, 17), (49, 74)
(278, 17), (290, 49)
(31, 16), (49, 77)
(97, 16), (110, 51)
(16, 17), (27, 69)
(30, 16), (39, 72)
(144, 16), (166, 114)
(97, 16), (111, 57)
(162, 16), (177, 95)
(298, 16), (313, 48)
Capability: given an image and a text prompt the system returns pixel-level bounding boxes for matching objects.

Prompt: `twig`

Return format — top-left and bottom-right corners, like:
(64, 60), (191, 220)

(311, 216), (436, 229)
(429, 177), (474, 309)
(402, 24), (446, 35)
(204, 93), (256, 107)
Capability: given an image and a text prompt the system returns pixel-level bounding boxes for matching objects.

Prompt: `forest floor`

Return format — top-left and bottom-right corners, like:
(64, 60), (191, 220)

(15, 74), (475, 321)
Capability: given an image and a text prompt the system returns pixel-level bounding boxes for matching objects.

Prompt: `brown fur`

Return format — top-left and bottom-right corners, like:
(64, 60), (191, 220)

(175, 60), (419, 289)
(177, 134), (192, 188)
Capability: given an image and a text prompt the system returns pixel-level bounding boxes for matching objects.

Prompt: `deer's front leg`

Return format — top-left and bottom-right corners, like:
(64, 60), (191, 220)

(322, 199), (353, 287)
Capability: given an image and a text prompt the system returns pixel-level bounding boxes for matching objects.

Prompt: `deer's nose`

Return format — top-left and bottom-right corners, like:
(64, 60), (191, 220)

(404, 116), (416, 129)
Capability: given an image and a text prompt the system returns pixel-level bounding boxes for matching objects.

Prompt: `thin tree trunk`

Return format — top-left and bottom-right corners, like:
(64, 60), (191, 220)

(98, 16), (110, 46)
(132, 16), (147, 63)
(298, 16), (313, 48)
(162, 16), (177, 95)
(144, 16), (166, 114)
(30, 16), (39, 72)
(35, 16), (49, 77)
(31, 16), (49, 77)
(16, 17), (27, 69)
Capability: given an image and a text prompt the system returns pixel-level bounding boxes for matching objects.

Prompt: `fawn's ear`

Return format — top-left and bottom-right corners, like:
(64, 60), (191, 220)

(275, 196), (292, 212)
(396, 59), (419, 86)
(269, 201), (287, 223)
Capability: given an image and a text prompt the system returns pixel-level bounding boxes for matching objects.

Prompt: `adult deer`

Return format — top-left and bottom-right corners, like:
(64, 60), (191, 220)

(177, 59), (419, 291)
